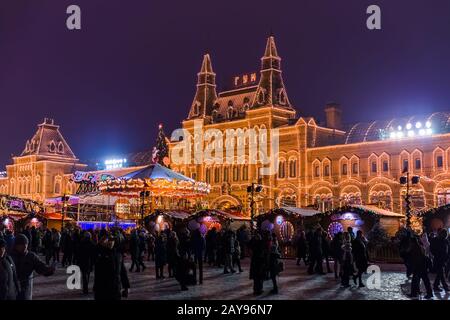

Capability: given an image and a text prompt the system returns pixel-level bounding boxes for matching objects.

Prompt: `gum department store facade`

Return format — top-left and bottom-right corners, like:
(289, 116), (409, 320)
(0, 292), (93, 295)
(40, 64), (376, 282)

(2, 36), (450, 217)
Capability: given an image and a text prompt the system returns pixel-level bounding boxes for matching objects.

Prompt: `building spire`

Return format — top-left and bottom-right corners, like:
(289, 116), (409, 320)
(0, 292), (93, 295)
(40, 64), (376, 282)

(252, 36), (292, 110)
(187, 53), (218, 119)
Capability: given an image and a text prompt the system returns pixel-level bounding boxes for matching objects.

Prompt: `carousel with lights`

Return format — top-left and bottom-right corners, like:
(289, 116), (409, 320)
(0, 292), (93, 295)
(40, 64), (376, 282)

(97, 124), (211, 228)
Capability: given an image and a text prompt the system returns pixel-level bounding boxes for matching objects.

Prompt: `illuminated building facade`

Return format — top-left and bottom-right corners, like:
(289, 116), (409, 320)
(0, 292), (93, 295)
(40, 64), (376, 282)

(0, 118), (86, 203)
(171, 36), (450, 215)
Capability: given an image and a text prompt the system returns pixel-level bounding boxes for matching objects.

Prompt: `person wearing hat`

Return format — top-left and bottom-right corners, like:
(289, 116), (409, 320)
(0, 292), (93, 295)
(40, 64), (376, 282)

(10, 233), (55, 300)
(0, 238), (19, 300)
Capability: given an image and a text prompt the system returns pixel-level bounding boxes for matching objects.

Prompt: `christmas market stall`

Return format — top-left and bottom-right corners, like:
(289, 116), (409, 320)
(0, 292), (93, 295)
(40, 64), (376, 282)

(185, 209), (251, 235)
(317, 204), (404, 237)
(144, 210), (191, 234)
(256, 207), (321, 257)
(0, 194), (44, 232)
(419, 204), (450, 234)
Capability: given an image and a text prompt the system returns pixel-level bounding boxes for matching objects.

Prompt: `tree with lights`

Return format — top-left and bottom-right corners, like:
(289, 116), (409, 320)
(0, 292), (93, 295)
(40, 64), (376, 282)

(152, 124), (170, 167)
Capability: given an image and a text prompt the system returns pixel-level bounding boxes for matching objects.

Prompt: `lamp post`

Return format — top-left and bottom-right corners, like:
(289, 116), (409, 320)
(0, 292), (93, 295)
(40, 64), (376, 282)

(61, 194), (70, 231)
(400, 171), (420, 229)
(140, 191), (150, 228)
(247, 182), (263, 233)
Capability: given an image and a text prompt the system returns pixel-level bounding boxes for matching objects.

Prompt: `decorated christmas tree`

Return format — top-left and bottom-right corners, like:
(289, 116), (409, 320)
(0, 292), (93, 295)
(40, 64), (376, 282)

(152, 123), (170, 167)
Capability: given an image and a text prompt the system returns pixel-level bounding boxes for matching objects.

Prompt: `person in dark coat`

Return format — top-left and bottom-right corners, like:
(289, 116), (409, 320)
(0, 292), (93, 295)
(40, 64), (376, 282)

(249, 233), (268, 295)
(93, 235), (130, 300)
(341, 234), (354, 288)
(0, 239), (19, 300)
(191, 229), (205, 284)
(430, 228), (449, 292)
(147, 233), (155, 261)
(322, 231), (332, 273)
(236, 225), (249, 260)
(205, 227), (218, 266)
(155, 233), (168, 279)
(72, 228), (81, 265)
(77, 231), (96, 294)
(352, 230), (369, 287)
(295, 230), (308, 266)
(408, 236), (433, 299)
(10, 234), (55, 300)
(307, 228), (324, 275)
(399, 229), (413, 278)
(269, 233), (281, 294)
(223, 230), (236, 274)
(232, 237), (243, 273)
(61, 229), (73, 267)
(128, 229), (141, 272)
(51, 228), (61, 263)
(330, 232), (344, 279)
(4, 230), (15, 254)
(30, 227), (39, 253)
(42, 229), (53, 265)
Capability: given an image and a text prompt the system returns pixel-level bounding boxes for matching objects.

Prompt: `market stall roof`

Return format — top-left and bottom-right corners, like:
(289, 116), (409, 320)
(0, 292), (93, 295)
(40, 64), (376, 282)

(190, 209), (250, 221)
(39, 212), (73, 221)
(348, 204), (404, 217)
(282, 207), (321, 217)
(147, 210), (191, 220)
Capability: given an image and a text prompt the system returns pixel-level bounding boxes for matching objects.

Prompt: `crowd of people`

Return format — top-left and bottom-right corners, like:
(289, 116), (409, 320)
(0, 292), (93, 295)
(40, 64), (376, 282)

(294, 227), (369, 288)
(0, 221), (449, 300)
(398, 228), (449, 299)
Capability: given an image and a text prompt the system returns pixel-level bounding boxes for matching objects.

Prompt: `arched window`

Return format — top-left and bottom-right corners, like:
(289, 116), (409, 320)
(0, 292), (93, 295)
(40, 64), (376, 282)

(257, 89), (265, 104)
(242, 165), (249, 181)
(233, 166), (240, 181)
(58, 142), (64, 154)
(205, 167), (211, 184)
(35, 176), (41, 193)
(49, 140), (56, 153)
(214, 167), (221, 183)
(278, 160), (286, 179)
(289, 159), (297, 178)
(223, 167), (229, 182)
(227, 107), (233, 119)
(54, 177), (62, 195)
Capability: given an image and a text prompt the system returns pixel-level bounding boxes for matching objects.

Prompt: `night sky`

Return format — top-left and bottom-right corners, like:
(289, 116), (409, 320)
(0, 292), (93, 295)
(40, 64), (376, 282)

(1, 0), (450, 167)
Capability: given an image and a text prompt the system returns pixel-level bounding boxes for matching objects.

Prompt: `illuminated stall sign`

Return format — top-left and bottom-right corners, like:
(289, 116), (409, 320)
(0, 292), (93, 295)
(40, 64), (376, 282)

(0, 194), (43, 214)
(72, 171), (116, 194)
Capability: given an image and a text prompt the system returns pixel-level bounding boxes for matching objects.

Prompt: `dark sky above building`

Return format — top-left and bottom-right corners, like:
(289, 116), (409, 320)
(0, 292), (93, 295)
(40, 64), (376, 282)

(1, 0), (450, 167)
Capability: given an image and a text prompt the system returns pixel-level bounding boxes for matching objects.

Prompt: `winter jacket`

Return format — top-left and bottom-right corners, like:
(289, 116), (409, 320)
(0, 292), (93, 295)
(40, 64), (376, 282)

(11, 250), (54, 300)
(93, 245), (130, 300)
(0, 255), (19, 300)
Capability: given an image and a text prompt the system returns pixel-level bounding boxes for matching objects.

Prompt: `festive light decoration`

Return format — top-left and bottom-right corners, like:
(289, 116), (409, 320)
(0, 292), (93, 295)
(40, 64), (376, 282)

(98, 163), (210, 198)
(387, 121), (433, 140)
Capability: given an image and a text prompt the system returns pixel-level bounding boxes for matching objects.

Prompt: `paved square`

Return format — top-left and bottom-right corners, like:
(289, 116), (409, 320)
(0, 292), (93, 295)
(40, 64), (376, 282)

(31, 256), (450, 300)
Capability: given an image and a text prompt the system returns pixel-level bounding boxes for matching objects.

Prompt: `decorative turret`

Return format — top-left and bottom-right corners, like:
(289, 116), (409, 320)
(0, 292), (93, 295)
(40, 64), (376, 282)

(187, 54), (218, 119)
(252, 36), (292, 110)
(21, 118), (77, 159)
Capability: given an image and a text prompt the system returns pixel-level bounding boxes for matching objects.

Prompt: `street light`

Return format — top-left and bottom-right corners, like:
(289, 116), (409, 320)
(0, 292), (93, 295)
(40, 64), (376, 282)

(140, 191), (150, 227)
(247, 183), (263, 232)
(399, 172), (420, 229)
(61, 194), (70, 230)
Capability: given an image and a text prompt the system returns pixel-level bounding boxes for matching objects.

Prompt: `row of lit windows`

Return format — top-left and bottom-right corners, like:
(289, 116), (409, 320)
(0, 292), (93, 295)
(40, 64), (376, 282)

(9, 177), (41, 195)
(314, 162), (359, 178)
(313, 153), (445, 179)
(204, 165), (250, 184)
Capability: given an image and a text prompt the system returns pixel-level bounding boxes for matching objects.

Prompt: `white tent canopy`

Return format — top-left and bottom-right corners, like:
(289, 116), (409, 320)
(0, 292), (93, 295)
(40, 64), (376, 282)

(281, 207), (321, 217)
